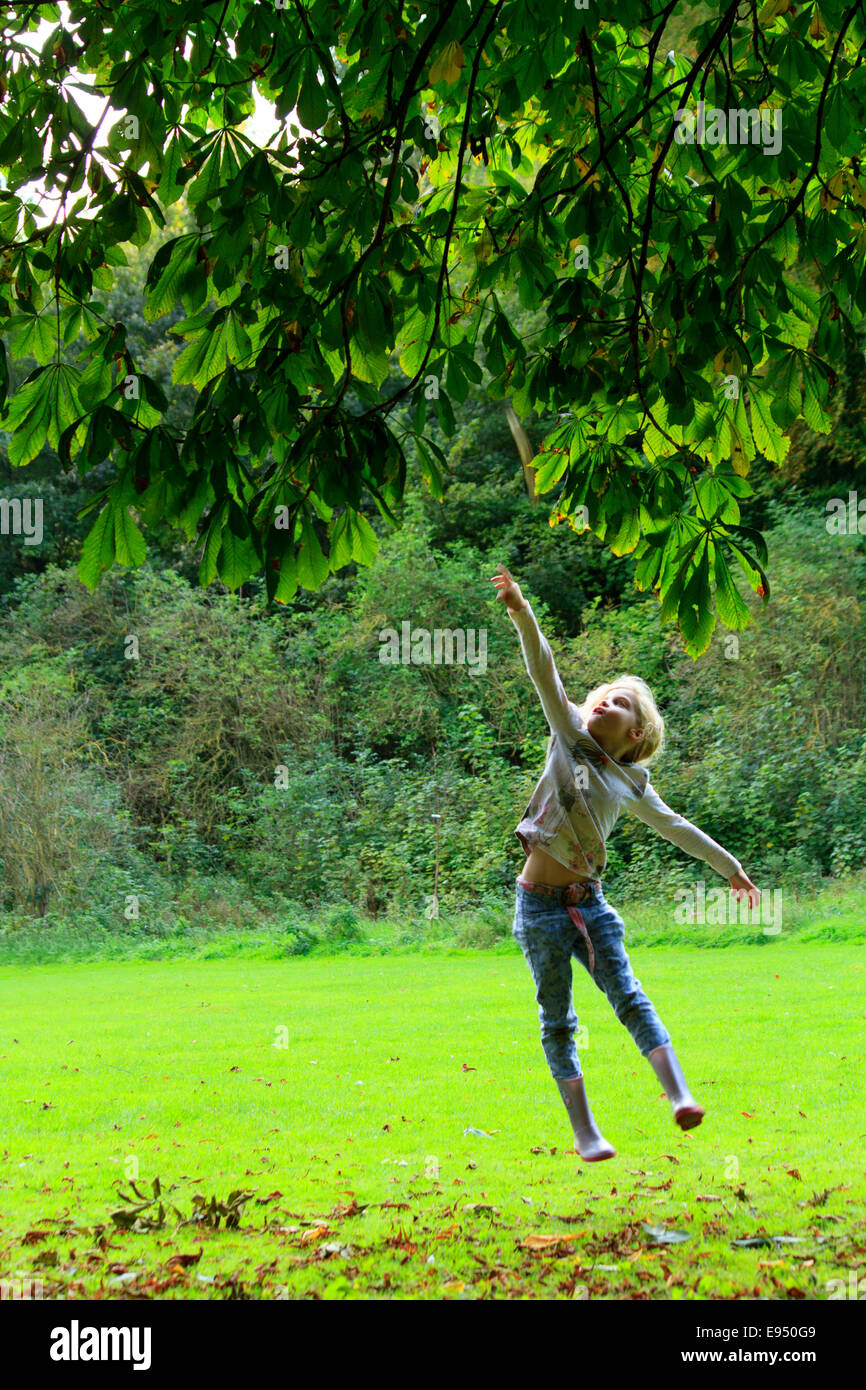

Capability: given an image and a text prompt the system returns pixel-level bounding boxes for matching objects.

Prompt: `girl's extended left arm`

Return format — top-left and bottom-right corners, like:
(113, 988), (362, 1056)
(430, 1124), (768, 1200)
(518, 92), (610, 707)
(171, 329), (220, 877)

(626, 781), (760, 908)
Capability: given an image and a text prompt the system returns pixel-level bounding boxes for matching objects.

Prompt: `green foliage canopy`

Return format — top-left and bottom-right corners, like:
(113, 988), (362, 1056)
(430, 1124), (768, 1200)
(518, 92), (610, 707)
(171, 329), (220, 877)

(1, 0), (865, 654)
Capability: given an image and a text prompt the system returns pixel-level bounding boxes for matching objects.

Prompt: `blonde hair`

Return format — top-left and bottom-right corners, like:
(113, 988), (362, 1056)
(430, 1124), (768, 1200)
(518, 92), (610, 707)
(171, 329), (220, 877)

(576, 674), (665, 767)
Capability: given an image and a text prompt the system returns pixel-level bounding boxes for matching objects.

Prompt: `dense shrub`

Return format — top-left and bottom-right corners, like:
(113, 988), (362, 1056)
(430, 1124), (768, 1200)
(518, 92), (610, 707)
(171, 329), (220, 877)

(0, 496), (862, 930)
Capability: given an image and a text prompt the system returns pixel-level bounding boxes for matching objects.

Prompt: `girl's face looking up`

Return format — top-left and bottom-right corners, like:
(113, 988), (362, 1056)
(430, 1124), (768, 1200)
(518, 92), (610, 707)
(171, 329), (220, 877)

(587, 688), (643, 760)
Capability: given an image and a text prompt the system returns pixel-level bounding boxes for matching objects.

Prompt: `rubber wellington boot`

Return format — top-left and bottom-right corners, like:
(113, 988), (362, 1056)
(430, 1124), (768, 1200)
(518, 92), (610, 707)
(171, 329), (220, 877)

(646, 1043), (705, 1130)
(555, 1075), (616, 1161)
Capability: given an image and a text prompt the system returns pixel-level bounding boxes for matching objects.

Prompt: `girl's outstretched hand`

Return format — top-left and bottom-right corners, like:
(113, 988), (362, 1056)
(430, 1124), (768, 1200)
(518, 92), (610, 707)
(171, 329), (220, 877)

(728, 869), (760, 911)
(492, 563), (527, 613)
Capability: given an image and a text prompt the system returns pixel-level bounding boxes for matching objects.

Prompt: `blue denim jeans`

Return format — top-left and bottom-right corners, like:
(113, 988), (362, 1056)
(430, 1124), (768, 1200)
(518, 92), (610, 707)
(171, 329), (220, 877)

(512, 878), (671, 1080)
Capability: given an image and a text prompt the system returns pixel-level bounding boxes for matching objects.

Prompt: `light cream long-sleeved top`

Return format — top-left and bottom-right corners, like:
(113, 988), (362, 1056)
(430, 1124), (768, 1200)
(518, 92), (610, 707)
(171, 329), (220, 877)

(508, 601), (743, 881)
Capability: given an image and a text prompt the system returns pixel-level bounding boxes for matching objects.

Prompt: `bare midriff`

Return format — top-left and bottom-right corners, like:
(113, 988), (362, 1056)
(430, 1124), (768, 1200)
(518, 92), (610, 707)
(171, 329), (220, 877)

(520, 844), (594, 887)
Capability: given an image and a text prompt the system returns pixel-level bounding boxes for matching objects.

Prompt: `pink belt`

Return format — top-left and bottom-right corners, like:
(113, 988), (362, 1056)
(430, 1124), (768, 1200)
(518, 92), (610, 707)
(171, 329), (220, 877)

(516, 877), (601, 977)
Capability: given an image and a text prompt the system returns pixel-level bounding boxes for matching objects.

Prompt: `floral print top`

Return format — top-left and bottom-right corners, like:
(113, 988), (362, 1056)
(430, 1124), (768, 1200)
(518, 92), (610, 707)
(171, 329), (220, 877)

(508, 601), (743, 881)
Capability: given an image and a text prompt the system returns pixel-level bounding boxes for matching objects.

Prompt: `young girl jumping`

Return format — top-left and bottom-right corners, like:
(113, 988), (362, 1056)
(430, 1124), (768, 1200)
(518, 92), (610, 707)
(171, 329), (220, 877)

(492, 563), (760, 1162)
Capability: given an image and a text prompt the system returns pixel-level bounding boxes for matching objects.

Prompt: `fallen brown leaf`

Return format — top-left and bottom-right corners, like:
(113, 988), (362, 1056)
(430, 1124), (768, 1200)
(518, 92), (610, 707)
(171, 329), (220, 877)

(163, 1248), (203, 1271)
(519, 1233), (582, 1251)
(299, 1225), (331, 1244)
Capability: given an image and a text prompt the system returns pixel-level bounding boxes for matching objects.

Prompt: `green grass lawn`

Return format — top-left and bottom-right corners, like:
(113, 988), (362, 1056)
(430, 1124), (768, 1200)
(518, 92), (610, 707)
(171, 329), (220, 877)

(1, 942), (864, 1301)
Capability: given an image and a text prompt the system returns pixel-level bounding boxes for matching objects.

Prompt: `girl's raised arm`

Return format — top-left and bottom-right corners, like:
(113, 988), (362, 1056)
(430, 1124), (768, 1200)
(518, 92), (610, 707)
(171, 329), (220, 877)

(492, 564), (584, 746)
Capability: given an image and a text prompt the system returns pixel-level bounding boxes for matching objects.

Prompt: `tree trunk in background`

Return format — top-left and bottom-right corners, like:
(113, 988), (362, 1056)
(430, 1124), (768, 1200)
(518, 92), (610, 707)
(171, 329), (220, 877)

(505, 406), (538, 504)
